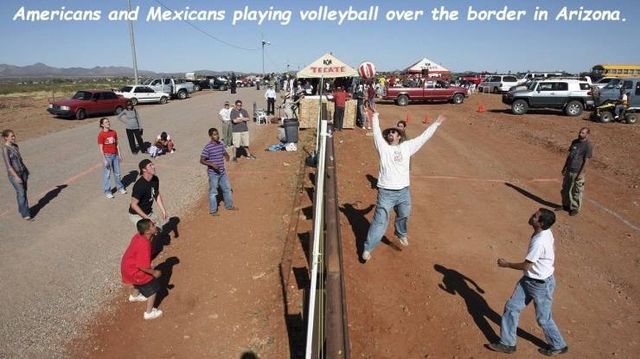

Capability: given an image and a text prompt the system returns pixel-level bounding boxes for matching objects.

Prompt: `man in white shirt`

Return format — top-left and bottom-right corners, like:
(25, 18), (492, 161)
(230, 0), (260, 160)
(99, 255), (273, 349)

(265, 86), (277, 115)
(217, 101), (233, 148)
(361, 107), (445, 262)
(488, 208), (568, 356)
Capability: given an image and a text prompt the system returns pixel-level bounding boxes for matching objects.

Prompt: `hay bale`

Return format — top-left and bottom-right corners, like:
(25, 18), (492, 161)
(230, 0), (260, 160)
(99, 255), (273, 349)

(298, 97), (356, 129)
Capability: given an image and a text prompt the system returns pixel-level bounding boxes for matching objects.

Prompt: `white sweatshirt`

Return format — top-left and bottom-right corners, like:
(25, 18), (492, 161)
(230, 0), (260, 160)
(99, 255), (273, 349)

(372, 113), (441, 190)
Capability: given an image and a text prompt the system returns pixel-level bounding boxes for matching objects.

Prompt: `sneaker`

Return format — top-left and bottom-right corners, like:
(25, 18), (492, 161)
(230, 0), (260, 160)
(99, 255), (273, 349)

(143, 308), (163, 320)
(248, 154), (257, 160)
(128, 293), (147, 302)
(210, 212), (219, 217)
(488, 342), (516, 354)
(362, 250), (371, 262)
(23, 216), (33, 221)
(226, 206), (239, 211)
(232, 157), (238, 162)
(397, 235), (409, 247)
(105, 193), (114, 199)
(118, 188), (127, 195)
(538, 346), (568, 356)
(569, 209), (579, 216)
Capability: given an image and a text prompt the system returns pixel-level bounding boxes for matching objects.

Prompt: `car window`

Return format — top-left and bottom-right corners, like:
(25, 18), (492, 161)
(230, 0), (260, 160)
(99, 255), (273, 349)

(623, 81), (633, 89)
(92, 92), (101, 100)
(102, 92), (117, 100)
(503, 76), (517, 82)
(636, 82), (640, 96)
(556, 82), (568, 91)
(121, 86), (133, 92)
(538, 83), (555, 91)
(164, 79), (172, 85)
(579, 83), (591, 90)
(72, 91), (92, 100)
(134, 87), (145, 93)
(604, 79), (622, 89)
(142, 86), (153, 93)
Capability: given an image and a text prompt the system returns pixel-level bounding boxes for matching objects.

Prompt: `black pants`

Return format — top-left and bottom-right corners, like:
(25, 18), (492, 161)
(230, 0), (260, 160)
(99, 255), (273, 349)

(126, 128), (145, 154)
(267, 98), (275, 115)
(334, 106), (345, 131)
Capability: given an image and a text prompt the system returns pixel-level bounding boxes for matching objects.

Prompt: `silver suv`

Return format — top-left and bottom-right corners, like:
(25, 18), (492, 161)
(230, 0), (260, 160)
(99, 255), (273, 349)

(502, 78), (594, 116)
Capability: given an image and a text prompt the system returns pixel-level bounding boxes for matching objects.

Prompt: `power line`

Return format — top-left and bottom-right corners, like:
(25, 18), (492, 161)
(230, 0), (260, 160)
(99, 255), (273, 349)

(151, 0), (259, 51)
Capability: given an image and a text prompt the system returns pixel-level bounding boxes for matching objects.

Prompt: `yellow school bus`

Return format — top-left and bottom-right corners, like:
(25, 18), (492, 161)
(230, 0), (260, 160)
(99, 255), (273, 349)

(591, 64), (640, 78)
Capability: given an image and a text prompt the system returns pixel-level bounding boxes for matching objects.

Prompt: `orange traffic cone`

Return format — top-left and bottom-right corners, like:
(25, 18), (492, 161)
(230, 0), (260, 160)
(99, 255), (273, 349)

(477, 103), (486, 113)
(423, 114), (431, 124)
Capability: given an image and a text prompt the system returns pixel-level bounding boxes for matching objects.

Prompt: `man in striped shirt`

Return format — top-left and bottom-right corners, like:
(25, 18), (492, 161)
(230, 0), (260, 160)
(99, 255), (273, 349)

(200, 128), (237, 216)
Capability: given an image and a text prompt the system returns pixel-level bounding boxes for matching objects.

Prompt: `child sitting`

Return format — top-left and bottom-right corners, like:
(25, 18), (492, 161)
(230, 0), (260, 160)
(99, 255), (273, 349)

(148, 132), (175, 158)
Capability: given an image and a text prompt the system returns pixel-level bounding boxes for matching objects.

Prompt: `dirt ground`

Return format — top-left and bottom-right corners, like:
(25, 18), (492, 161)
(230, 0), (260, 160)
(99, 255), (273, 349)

(4, 91), (639, 357)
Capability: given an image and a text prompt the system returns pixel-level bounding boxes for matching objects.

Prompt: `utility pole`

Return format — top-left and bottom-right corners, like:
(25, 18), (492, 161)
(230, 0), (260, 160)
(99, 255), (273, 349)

(127, 0), (139, 84)
(261, 34), (270, 81)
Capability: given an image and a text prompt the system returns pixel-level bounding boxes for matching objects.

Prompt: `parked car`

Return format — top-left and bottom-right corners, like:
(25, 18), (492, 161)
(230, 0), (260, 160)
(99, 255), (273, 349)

(478, 75), (523, 93)
(114, 85), (169, 105)
(596, 77), (640, 104)
(208, 76), (229, 91)
(382, 79), (468, 106)
(502, 78), (594, 116)
(593, 77), (617, 89)
(143, 78), (194, 99)
(47, 90), (127, 120)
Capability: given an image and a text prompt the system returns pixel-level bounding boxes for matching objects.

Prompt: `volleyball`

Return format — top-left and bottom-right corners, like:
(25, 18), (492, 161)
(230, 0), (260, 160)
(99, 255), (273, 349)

(358, 61), (376, 80)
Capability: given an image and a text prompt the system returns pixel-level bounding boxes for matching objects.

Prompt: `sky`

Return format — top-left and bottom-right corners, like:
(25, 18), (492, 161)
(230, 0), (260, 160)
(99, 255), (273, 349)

(1, 0), (639, 74)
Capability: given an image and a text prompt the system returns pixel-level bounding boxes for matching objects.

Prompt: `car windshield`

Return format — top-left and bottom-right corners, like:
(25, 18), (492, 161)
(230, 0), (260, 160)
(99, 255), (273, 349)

(142, 79), (153, 85)
(527, 81), (538, 91)
(120, 86), (133, 92)
(72, 91), (92, 100)
(603, 79), (622, 89)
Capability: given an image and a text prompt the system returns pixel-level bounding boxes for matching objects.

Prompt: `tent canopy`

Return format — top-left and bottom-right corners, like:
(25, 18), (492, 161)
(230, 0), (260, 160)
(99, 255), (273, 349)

(297, 53), (358, 79)
(404, 58), (450, 75)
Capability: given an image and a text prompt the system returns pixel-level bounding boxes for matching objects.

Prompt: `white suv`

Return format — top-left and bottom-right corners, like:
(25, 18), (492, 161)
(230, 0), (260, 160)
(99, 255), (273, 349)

(478, 75), (523, 93)
(502, 78), (595, 116)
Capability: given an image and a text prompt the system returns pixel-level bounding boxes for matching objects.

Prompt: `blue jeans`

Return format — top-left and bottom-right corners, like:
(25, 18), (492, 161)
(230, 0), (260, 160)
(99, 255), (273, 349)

(8, 172), (30, 218)
(364, 187), (411, 252)
(500, 275), (567, 349)
(103, 154), (124, 194)
(208, 172), (233, 213)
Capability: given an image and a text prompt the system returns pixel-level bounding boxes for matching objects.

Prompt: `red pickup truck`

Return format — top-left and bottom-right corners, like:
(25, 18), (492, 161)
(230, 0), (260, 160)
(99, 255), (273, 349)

(383, 80), (468, 106)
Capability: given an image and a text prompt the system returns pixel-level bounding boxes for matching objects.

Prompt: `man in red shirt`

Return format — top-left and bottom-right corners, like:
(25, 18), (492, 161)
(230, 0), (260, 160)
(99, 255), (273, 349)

(331, 86), (350, 132)
(121, 218), (163, 320)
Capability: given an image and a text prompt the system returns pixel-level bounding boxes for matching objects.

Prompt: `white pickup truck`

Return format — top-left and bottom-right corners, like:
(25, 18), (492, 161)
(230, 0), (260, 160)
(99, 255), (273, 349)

(143, 78), (194, 99)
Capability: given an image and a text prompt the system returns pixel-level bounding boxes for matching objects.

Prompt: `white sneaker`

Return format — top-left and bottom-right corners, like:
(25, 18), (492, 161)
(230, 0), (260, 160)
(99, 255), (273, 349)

(105, 193), (114, 199)
(397, 235), (409, 247)
(119, 188), (127, 194)
(128, 293), (147, 302)
(143, 308), (163, 320)
(362, 250), (371, 262)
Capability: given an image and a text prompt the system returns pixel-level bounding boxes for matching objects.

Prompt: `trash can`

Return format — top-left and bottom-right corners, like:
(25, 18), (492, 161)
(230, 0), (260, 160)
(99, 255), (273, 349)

(283, 119), (299, 143)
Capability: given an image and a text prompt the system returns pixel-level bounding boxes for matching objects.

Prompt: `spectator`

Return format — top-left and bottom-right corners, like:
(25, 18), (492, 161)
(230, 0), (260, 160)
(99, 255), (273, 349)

(229, 100), (257, 162)
(559, 127), (593, 216)
(488, 209), (568, 356)
(2, 129), (31, 220)
(265, 85), (277, 115)
(117, 102), (145, 155)
(331, 86), (350, 132)
(148, 132), (175, 158)
(97, 118), (126, 199)
(120, 218), (164, 320)
(614, 89), (629, 119)
(128, 159), (168, 227)
(218, 101), (233, 147)
(367, 81), (377, 111)
(230, 72), (237, 94)
(200, 128), (238, 216)
(361, 105), (445, 262)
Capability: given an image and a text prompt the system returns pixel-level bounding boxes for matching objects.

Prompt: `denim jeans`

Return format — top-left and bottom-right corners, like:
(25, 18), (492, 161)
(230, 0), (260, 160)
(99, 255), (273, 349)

(364, 187), (411, 252)
(8, 172), (30, 218)
(103, 154), (124, 194)
(500, 275), (567, 349)
(208, 172), (233, 213)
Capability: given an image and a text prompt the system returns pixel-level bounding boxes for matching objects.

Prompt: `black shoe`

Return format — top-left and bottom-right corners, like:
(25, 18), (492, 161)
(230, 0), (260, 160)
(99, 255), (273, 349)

(538, 346), (568, 356)
(232, 157), (238, 162)
(569, 209), (579, 216)
(487, 342), (516, 354)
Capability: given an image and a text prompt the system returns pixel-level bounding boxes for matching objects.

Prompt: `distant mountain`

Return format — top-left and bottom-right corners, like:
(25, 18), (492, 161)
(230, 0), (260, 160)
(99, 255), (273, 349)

(0, 63), (244, 78)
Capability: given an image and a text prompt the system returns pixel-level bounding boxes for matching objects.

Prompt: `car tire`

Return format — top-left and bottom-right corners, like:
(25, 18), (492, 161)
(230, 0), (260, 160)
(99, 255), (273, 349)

(452, 94), (464, 104)
(511, 99), (528, 115)
(625, 113), (637, 124)
(565, 101), (583, 116)
(159, 96), (168, 104)
(599, 111), (613, 123)
(177, 90), (188, 99)
(130, 98), (138, 106)
(193, 84), (201, 92)
(114, 106), (124, 115)
(75, 108), (86, 120)
(493, 87), (500, 94)
(396, 95), (409, 106)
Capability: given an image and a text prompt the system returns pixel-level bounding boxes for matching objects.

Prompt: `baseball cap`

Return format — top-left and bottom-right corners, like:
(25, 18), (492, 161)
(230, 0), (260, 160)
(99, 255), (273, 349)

(138, 159), (152, 172)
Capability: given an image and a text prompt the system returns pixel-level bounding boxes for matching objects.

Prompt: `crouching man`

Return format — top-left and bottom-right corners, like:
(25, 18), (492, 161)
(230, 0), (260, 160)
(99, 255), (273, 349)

(120, 218), (163, 320)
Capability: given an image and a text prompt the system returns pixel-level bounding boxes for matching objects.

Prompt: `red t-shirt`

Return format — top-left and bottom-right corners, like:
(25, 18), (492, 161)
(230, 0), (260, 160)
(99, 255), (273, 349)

(120, 233), (153, 285)
(98, 130), (118, 155)
(333, 91), (348, 108)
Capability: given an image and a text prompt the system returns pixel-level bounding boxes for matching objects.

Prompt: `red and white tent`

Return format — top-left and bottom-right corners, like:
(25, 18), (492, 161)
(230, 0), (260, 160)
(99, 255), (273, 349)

(404, 58), (450, 77)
